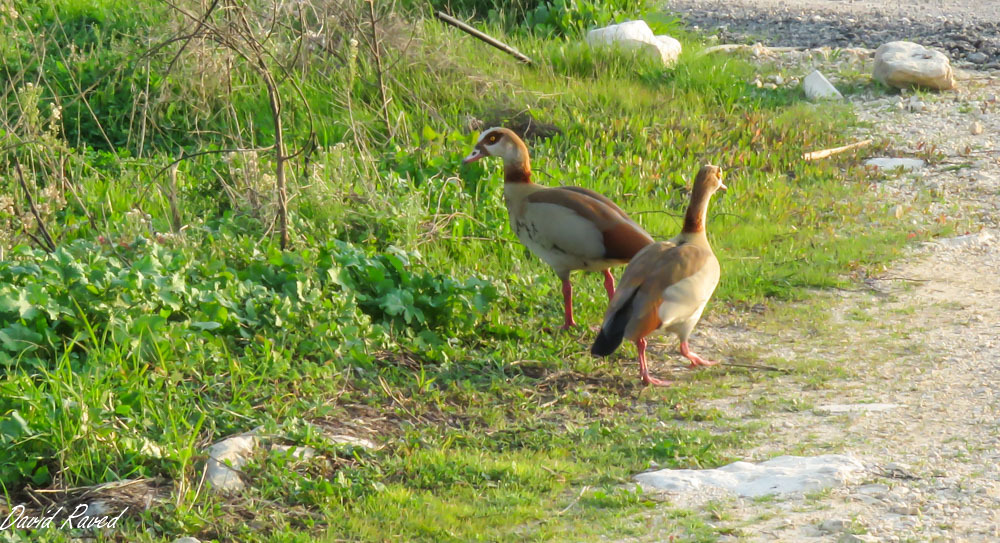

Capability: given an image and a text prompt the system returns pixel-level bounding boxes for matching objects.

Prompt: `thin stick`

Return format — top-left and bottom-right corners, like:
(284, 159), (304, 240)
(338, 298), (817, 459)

(802, 139), (872, 161)
(556, 485), (590, 516)
(720, 362), (790, 373)
(367, 0), (393, 138)
(435, 11), (533, 65)
(14, 161), (56, 252)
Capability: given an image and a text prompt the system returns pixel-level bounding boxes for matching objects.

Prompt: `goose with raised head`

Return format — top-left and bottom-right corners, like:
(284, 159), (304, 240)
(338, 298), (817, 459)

(463, 127), (655, 330)
(590, 165), (727, 386)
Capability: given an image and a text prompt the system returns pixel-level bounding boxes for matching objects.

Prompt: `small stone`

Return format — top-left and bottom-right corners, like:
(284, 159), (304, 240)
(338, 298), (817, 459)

(884, 462), (917, 478)
(891, 504), (919, 515)
(864, 158), (925, 172)
(893, 205), (904, 219)
(803, 70), (843, 101)
(204, 434), (257, 494)
(967, 52), (988, 64)
(907, 96), (926, 112)
(971, 121), (984, 135)
(324, 434), (377, 449)
(819, 518), (849, 533)
(174, 538), (201, 543)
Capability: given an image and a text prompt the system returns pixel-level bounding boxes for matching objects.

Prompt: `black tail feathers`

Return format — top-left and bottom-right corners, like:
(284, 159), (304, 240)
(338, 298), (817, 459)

(590, 292), (636, 357)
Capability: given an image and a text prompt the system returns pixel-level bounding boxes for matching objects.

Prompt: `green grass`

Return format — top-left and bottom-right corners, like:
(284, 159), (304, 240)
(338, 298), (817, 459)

(0, 0), (957, 541)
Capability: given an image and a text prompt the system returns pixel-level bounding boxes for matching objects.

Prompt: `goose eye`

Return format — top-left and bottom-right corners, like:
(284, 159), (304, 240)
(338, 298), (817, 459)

(488, 135), (498, 143)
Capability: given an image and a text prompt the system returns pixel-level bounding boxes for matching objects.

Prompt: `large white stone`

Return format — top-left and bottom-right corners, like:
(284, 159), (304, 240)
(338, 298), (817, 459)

(205, 435), (257, 493)
(803, 70), (843, 101)
(586, 21), (682, 66)
(873, 41), (955, 91)
(635, 454), (866, 497)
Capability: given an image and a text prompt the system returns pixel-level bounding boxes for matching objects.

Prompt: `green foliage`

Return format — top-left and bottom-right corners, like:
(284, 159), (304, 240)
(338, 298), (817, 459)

(523, 0), (651, 37)
(322, 240), (498, 344)
(2, 1), (163, 150)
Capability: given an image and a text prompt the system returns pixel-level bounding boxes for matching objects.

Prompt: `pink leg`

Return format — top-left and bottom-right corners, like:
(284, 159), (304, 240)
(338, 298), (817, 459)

(602, 269), (616, 300)
(561, 278), (577, 330)
(637, 338), (672, 386)
(680, 341), (718, 369)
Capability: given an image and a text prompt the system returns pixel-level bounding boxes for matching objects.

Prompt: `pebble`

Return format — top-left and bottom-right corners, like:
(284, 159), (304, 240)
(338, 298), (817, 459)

(971, 121), (984, 135)
(967, 52), (988, 64)
(820, 518), (849, 533)
(891, 504), (920, 515)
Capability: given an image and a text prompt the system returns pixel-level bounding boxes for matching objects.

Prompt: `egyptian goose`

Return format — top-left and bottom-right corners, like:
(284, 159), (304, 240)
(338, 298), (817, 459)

(462, 127), (654, 330)
(590, 165), (726, 386)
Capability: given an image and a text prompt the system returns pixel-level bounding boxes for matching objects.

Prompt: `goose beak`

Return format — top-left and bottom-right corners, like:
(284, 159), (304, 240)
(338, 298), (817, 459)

(462, 147), (485, 164)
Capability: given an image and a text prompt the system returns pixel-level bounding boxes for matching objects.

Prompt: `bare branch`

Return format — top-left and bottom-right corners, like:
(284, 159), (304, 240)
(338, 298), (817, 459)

(14, 160), (56, 252)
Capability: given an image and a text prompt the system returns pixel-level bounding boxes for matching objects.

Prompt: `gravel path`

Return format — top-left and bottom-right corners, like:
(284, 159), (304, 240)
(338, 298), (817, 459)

(633, 73), (1000, 541)
(626, 4), (1000, 539)
(665, 0), (1000, 68)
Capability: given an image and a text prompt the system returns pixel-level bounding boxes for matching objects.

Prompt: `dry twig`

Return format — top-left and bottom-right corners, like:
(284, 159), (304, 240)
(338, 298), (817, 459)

(802, 139), (872, 161)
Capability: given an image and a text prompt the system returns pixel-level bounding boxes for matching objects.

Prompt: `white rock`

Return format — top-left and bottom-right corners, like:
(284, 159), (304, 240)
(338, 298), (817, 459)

(864, 157), (925, 171)
(816, 403), (901, 414)
(971, 121), (984, 135)
(873, 41), (955, 91)
(634, 454), (866, 497)
(324, 434), (377, 450)
(652, 35), (682, 65)
(803, 70), (843, 101)
(907, 96), (926, 112)
(586, 21), (682, 66)
(205, 435), (257, 493)
(174, 538), (201, 543)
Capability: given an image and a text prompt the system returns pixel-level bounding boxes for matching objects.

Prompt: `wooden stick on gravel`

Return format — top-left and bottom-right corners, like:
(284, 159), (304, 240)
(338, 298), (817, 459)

(435, 11), (533, 65)
(802, 139), (873, 161)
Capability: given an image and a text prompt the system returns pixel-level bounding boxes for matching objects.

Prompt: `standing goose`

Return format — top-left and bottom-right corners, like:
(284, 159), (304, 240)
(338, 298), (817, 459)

(590, 165), (726, 386)
(463, 127), (654, 330)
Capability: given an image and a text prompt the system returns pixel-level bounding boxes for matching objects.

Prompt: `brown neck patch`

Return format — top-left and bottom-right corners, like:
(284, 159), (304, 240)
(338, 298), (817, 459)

(682, 185), (709, 233)
(504, 160), (532, 184)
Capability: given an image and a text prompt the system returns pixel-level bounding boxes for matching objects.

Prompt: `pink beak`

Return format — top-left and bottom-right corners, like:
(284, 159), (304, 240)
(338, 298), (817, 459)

(462, 148), (485, 164)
